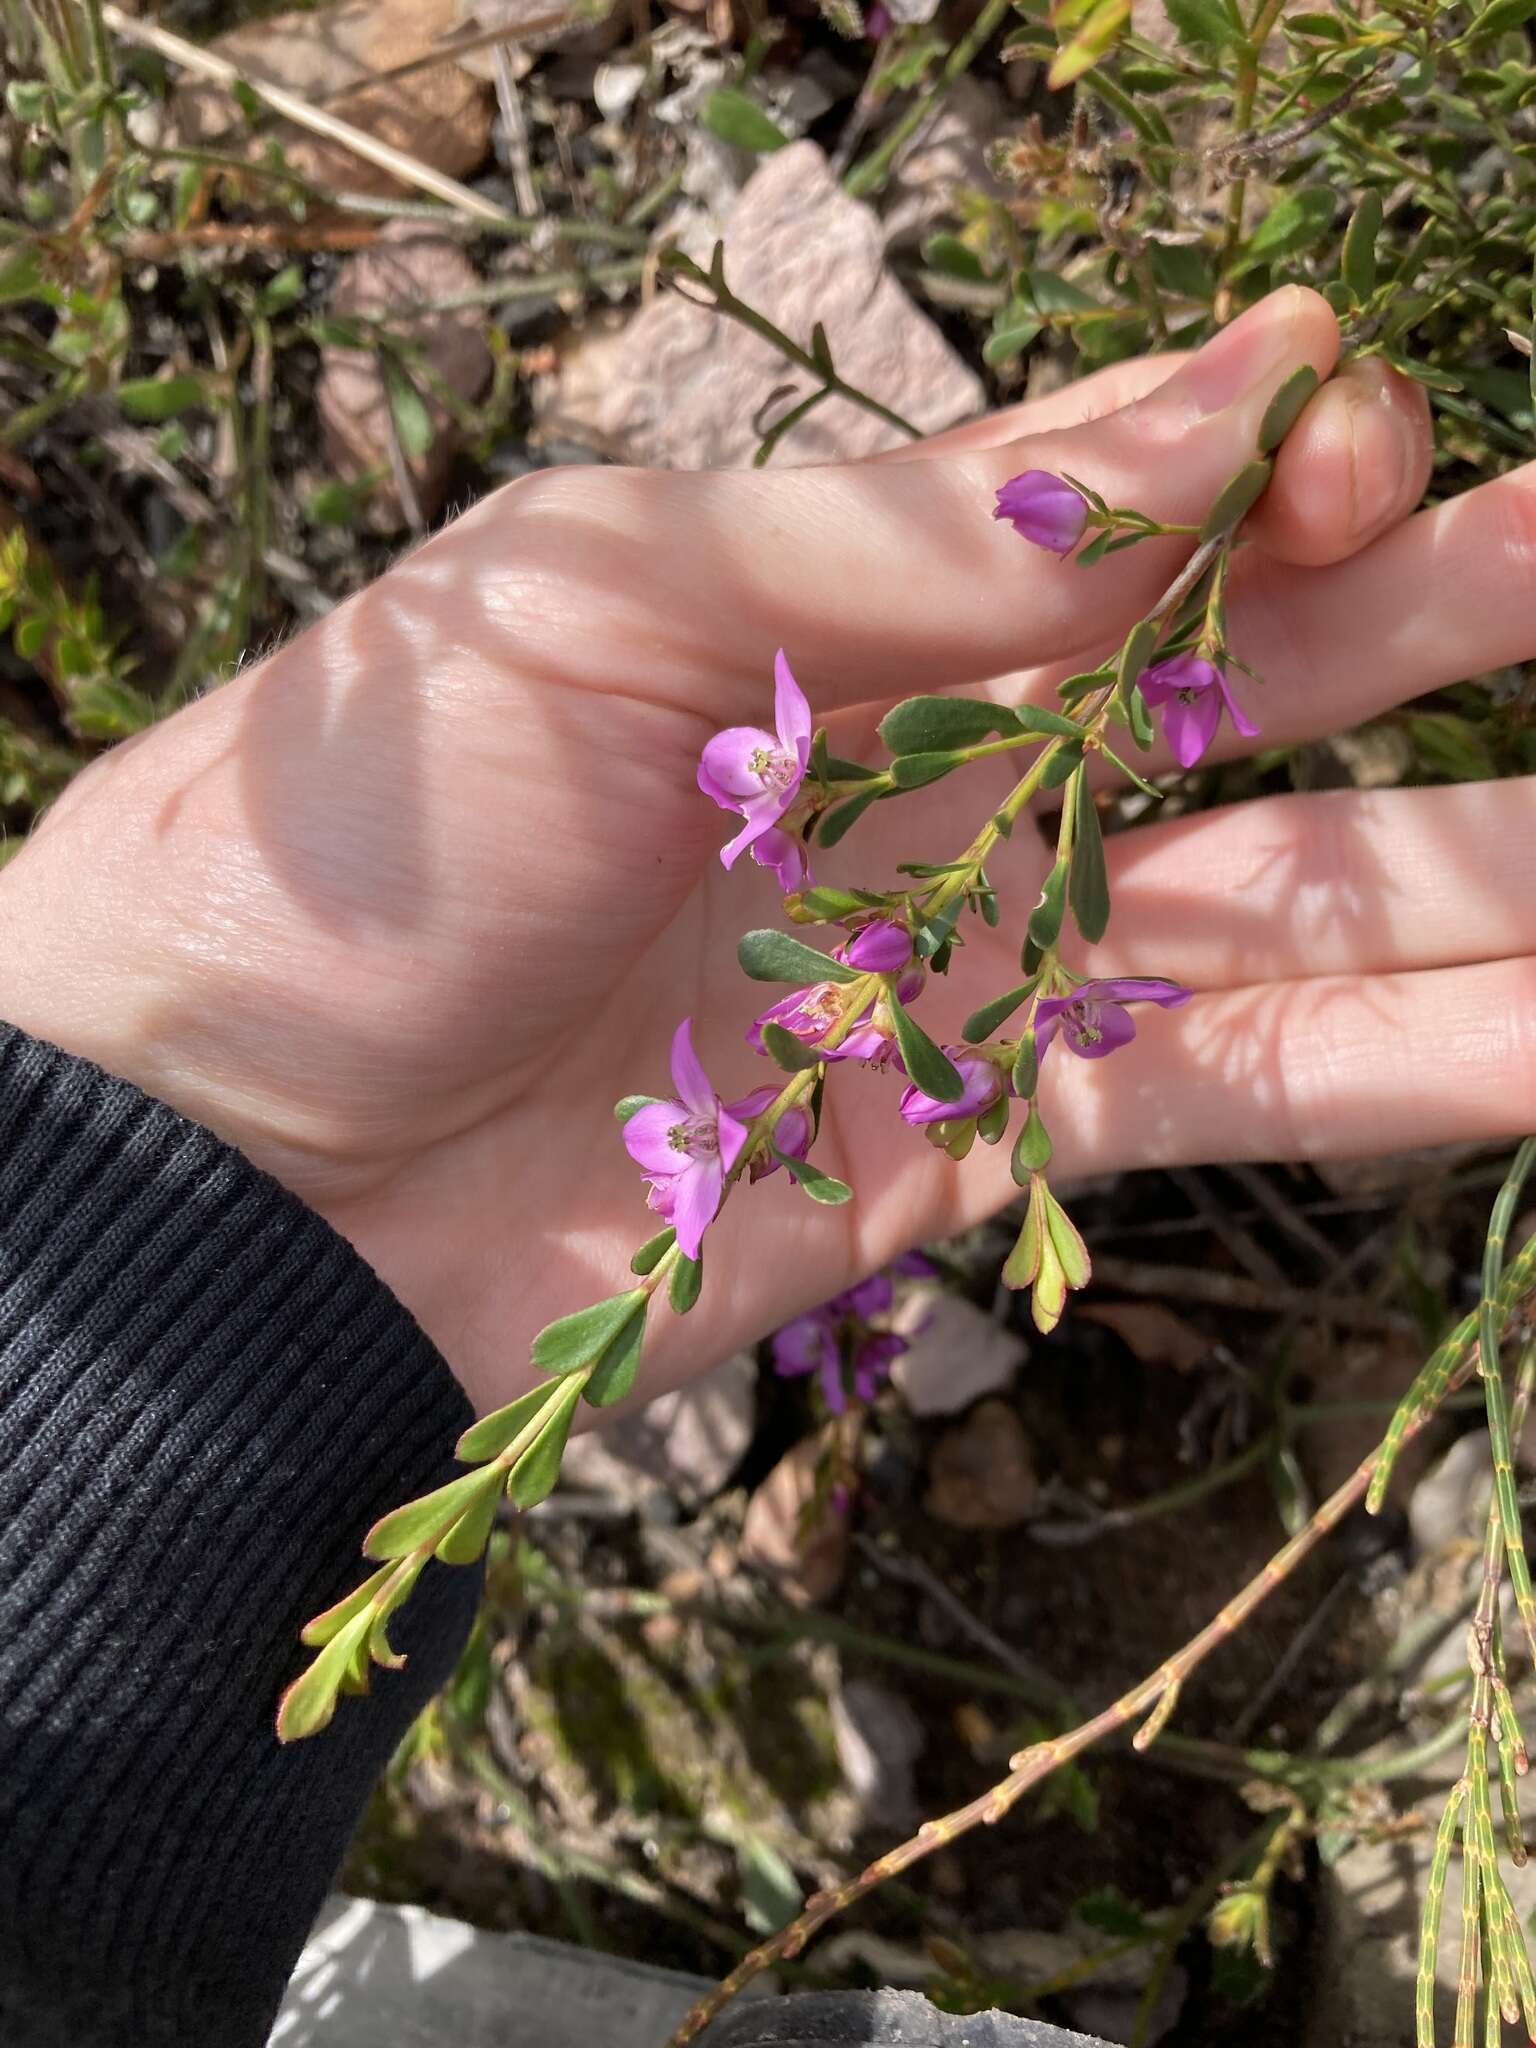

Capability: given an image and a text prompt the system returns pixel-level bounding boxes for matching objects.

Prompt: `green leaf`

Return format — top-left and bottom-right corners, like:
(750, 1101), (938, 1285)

(455, 1381), (561, 1462)
(1245, 187), (1336, 264)
(615, 1094), (664, 1123)
(1017, 702), (1087, 739)
(700, 87), (791, 153)
(1045, 1185), (1093, 1289)
(668, 1252), (705, 1317)
(277, 1609), (373, 1741)
(1011, 1027), (1039, 1099)
(117, 373), (209, 422)
(1029, 858), (1069, 950)
(531, 1289), (648, 1374)
(1041, 741), (1085, 791)
(889, 750), (965, 789)
(1069, 772), (1110, 944)
(435, 1473), (503, 1563)
(977, 1096), (1010, 1145)
(0, 245), (45, 303)
(384, 363), (434, 460)
(1407, 712), (1495, 781)
(1129, 688), (1156, 752)
(1341, 192), (1382, 307)
(1115, 620), (1158, 710)
(69, 679), (155, 740)
(1012, 1103), (1053, 1181)
(5, 80), (50, 123)
(879, 695), (1019, 755)
(1470, 0), (1536, 33)
(1100, 742), (1164, 798)
(586, 1296), (648, 1403)
(770, 1145), (852, 1204)
(507, 1373), (584, 1506)
(365, 1464), (502, 1560)
(1002, 1180), (1045, 1289)
(299, 1561), (397, 1648)
(888, 988), (964, 1102)
(962, 981), (1037, 1044)
(817, 787), (884, 847)
(762, 1020), (824, 1071)
(1256, 365), (1320, 454)
(258, 262), (306, 315)
(796, 885), (871, 918)
(922, 232), (990, 284)
(1199, 458), (1273, 541)
(1161, 0), (1239, 49)
(630, 1226), (677, 1276)
(737, 929), (860, 985)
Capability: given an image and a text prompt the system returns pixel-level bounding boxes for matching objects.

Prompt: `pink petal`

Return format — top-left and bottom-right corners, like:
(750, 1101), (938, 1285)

(751, 825), (811, 893)
(672, 1155), (723, 1261)
(669, 1018), (715, 1118)
(622, 1100), (686, 1174)
(1160, 687), (1222, 768)
(698, 726), (777, 805)
(1078, 978), (1192, 1009)
(716, 1101), (750, 1177)
(1071, 1004), (1137, 1059)
(719, 794), (789, 871)
(1217, 672), (1260, 740)
(773, 649), (813, 759)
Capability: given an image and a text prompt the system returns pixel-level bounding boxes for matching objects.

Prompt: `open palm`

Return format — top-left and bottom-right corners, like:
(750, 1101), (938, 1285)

(5, 285), (1534, 1418)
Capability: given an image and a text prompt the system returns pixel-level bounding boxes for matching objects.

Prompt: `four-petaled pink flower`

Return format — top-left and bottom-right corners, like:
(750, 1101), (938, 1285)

(623, 1020), (748, 1259)
(993, 471), (1089, 556)
(698, 649), (814, 892)
(898, 1052), (1007, 1127)
(1137, 653), (1258, 769)
(750, 960), (924, 1068)
(772, 1252), (933, 1413)
(1034, 977), (1191, 1061)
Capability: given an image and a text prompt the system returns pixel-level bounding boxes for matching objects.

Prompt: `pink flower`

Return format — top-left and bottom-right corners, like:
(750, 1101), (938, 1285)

(727, 1083), (812, 1183)
(1034, 977), (1192, 1061)
(898, 1052), (1006, 1127)
(622, 1020), (748, 1259)
(749, 956), (925, 1068)
(839, 918), (913, 973)
(1137, 654), (1258, 768)
(698, 650), (814, 888)
(771, 1312), (908, 1413)
(993, 471), (1089, 555)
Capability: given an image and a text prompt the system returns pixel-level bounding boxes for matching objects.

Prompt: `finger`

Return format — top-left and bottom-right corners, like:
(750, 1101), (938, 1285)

(458, 287), (1340, 722)
(1084, 777), (1536, 991)
(1239, 356), (1433, 566)
(1189, 457), (1536, 761)
(865, 353), (1184, 463)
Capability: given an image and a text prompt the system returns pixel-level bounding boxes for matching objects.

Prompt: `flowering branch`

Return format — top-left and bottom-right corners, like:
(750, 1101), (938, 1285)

(278, 362), (1315, 1742)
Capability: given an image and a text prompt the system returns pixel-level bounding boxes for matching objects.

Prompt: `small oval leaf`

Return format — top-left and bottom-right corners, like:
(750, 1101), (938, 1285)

(738, 929), (860, 985)
(531, 1289), (647, 1374)
(887, 988), (964, 1102)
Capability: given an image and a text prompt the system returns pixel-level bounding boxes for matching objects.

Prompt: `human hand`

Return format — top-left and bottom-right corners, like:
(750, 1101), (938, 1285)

(3, 284), (1523, 1420)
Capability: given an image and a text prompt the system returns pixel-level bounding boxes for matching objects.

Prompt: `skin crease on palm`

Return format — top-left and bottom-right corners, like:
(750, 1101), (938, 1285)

(3, 281), (1536, 1425)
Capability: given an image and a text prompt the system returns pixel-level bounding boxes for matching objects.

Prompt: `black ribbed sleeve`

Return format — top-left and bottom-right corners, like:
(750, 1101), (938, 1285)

(0, 1021), (482, 2046)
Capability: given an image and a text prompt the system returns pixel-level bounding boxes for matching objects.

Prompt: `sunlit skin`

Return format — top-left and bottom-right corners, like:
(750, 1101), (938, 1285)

(5, 287), (1535, 1428)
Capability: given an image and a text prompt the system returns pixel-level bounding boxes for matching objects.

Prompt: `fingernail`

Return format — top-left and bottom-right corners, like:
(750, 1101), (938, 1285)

(1336, 358), (1410, 531)
(1185, 288), (1306, 416)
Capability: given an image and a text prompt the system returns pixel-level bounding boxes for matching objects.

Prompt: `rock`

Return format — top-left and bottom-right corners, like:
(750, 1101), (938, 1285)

(271, 1895), (713, 2046)
(888, 1286), (1026, 1418)
(925, 1399), (1038, 1530)
(741, 1428), (850, 1606)
(316, 225), (493, 531)
(881, 75), (1009, 250)
(560, 1351), (756, 1510)
(172, 0), (493, 199)
(1077, 1299), (1211, 1375)
(830, 1679), (926, 1832)
(536, 141), (984, 467)
(1408, 1429), (1493, 1558)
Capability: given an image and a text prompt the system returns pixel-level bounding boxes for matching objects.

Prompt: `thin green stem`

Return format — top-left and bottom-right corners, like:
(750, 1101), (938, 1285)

(845, 0), (1014, 201)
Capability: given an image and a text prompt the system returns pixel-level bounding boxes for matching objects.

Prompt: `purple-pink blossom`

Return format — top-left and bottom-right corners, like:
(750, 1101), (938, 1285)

(993, 470), (1089, 556)
(728, 1083), (813, 1183)
(622, 1019), (748, 1259)
(839, 918), (913, 973)
(898, 1052), (1007, 1127)
(771, 1252), (933, 1413)
(1137, 653), (1258, 768)
(749, 957), (924, 1069)
(1034, 977), (1192, 1061)
(698, 649), (814, 890)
